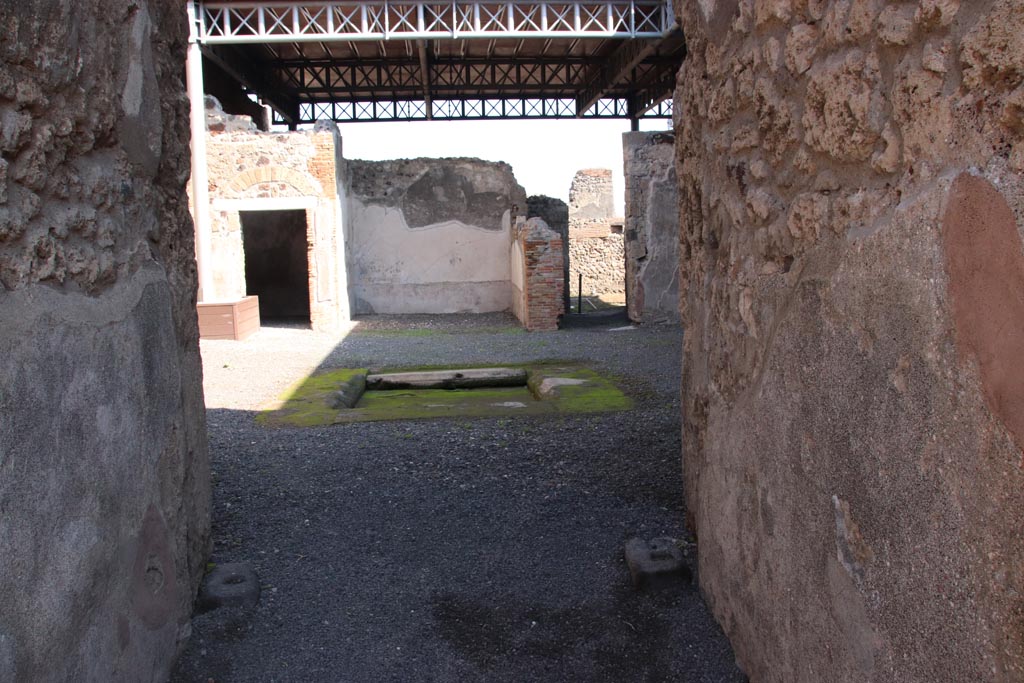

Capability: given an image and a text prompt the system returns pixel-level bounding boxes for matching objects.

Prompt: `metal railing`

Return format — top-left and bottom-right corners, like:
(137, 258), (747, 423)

(193, 0), (674, 43)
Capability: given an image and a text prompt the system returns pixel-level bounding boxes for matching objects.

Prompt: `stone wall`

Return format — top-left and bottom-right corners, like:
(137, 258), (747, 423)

(346, 157), (526, 315)
(623, 132), (680, 323)
(0, 1), (209, 680)
(568, 167), (615, 224)
(204, 120), (349, 332)
(511, 217), (564, 331)
(569, 234), (625, 296)
(567, 168), (625, 298)
(676, 0), (1024, 681)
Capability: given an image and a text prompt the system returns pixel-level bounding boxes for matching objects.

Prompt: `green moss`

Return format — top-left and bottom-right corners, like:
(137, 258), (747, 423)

(350, 326), (525, 338)
(257, 368), (368, 428)
(353, 385), (555, 421)
(528, 366), (634, 413)
(258, 363), (630, 427)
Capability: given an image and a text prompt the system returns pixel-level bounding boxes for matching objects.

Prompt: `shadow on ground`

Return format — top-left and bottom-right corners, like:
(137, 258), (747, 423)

(172, 314), (744, 682)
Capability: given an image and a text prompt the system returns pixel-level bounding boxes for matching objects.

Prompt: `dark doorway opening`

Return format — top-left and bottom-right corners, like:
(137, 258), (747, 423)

(240, 210), (310, 325)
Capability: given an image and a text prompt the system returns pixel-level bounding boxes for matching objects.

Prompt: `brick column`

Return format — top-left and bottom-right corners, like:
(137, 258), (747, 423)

(515, 218), (564, 331)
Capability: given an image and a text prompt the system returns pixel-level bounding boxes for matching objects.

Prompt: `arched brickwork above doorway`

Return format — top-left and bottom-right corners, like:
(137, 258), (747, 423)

(225, 166), (322, 199)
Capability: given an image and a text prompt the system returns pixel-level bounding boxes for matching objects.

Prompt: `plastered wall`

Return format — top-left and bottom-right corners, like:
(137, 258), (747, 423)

(346, 158), (526, 315)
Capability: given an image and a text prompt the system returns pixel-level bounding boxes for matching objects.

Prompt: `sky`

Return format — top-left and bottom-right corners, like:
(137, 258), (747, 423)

(334, 117), (672, 216)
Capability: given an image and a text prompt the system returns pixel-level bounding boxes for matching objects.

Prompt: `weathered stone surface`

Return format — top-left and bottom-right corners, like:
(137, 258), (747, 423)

(330, 371), (369, 409)
(569, 232), (625, 297)
(0, 2), (209, 680)
(623, 537), (692, 590)
(567, 168), (624, 299)
(568, 168), (614, 222)
(365, 368), (528, 390)
(196, 563), (261, 614)
(623, 132), (680, 323)
(675, 0), (1024, 680)
(785, 23), (818, 75)
(527, 375), (588, 400)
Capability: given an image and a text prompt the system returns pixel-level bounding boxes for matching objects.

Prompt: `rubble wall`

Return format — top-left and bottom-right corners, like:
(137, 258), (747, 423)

(204, 123), (349, 332)
(0, 1), (209, 680)
(623, 132), (680, 323)
(568, 168), (624, 298)
(676, 1), (1024, 681)
(568, 168), (615, 221)
(346, 158), (526, 314)
(569, 234), (625, 297)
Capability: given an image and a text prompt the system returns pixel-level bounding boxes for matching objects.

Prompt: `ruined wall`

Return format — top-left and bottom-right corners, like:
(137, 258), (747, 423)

(0, 1), (209, 679)
(569, 234), (625, 297)
(568, 168), (624, 298)
(568, 167), (615, 224)
(676, 0), (1024, 681)
(511, 217), (565, 331)
(204, 119), (349, 332)
(347, 158), (526, 315)
(527, 194), (571, 312)
(623, 132), (680, 323)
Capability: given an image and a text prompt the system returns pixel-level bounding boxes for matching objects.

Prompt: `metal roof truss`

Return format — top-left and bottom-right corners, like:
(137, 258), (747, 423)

(196, 0), (673, 42)
(191, 0), (683, 123)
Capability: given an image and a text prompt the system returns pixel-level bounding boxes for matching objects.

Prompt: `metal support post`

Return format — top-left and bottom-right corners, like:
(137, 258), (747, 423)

(187, 1), (215, 302)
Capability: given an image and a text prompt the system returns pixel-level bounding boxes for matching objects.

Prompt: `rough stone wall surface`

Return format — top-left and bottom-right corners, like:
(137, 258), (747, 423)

(569, 234), (625, 296)
(676, 1), (1024, 681)
(203, 123), (348, 332)
(568, 169), (624, 296)
(0, 1), (209, 680)
(568, 168), (615, 223)
(623, 132), (680, 323)
(347, 158), (526, 315)
(512, 217), (564, 331)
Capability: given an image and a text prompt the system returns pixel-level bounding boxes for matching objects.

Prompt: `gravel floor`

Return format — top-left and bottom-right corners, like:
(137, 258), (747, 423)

(172, 314), (743, 683)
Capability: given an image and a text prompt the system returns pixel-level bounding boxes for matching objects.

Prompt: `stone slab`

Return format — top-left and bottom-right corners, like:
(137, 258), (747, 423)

(366, 368), (528, 390)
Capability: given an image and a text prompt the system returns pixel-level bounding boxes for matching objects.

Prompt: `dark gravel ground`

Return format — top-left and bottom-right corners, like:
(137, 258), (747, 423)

(172, 314), (744, 683)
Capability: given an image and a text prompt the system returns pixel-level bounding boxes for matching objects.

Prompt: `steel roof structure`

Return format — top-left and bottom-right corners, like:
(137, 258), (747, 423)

(188, 0), (685, 125)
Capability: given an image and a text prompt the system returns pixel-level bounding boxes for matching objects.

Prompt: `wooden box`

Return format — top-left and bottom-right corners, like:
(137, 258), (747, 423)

(197, 296), (260, 340)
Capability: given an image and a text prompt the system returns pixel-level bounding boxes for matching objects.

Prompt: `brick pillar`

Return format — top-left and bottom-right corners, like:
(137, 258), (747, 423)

(515, 218), (564, 331)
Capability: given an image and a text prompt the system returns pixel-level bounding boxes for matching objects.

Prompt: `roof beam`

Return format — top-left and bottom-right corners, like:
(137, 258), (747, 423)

(417, 41), (433, 120)
(575, 39), (659, 116)
(200, 45), (299, 124)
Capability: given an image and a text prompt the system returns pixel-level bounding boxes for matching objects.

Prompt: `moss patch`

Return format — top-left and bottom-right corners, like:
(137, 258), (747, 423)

(259, 363), (631, 427)
(257, 368), (368, 428)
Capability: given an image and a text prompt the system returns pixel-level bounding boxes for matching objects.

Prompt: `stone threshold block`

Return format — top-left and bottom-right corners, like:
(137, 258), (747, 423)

(365, 367), (528, 390)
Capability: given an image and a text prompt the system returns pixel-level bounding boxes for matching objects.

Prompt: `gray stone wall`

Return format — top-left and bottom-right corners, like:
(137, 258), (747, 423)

(0, 1), (209, 680)
(346, 158), (526, 314)
(623, 132), (680, 323)
(676, 0), (1024, 681)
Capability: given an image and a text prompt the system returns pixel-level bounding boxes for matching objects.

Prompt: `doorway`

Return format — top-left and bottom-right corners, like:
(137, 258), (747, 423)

(240, 209), (310, 325)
